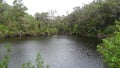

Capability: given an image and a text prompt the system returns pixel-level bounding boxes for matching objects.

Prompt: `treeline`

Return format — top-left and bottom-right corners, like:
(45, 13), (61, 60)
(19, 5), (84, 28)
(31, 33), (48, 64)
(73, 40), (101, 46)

(63, 0), (120, 37)
(0, 0), (120, 38)
(0, 0), (58, 37)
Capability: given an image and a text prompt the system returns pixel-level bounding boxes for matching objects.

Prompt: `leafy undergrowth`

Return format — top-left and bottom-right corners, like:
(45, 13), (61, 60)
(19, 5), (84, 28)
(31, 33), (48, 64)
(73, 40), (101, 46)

(97, 21), (120, 68)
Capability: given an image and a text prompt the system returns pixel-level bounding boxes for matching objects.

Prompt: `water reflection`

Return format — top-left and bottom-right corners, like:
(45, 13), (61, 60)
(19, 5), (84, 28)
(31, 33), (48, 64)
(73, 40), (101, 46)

(0, 35), (104, 68)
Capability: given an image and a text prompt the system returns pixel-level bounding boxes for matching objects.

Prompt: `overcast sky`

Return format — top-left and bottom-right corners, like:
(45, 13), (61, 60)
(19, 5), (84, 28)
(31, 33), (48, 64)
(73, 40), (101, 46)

(5, 0), (93, 16)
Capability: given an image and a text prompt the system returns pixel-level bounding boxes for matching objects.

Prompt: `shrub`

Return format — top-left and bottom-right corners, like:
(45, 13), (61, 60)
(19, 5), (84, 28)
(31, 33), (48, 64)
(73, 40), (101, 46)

(97, 21), (120, 68)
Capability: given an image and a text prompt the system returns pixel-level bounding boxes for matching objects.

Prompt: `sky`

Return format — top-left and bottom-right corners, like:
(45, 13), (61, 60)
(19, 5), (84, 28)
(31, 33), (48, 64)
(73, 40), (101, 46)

(5, 0), (93, 16)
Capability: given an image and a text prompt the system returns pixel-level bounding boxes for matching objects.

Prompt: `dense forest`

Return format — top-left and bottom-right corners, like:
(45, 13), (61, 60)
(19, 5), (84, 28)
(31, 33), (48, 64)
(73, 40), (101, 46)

(0, 0), (120, 68)
(0, 0), (119, 37)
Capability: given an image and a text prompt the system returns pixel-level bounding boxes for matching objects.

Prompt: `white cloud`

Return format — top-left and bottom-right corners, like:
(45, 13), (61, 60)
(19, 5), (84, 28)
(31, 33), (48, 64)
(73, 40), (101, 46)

(5, 0), (93, 16)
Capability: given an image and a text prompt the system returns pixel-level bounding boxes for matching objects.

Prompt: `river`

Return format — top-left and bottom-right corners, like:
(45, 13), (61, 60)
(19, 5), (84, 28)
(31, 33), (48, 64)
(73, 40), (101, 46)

(0, 35), (105, 68)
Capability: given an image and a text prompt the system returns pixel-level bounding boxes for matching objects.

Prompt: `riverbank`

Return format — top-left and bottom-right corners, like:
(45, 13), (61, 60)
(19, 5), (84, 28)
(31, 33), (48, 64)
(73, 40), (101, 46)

(0, 32), (106, 41)
(0, 32), (97, 38)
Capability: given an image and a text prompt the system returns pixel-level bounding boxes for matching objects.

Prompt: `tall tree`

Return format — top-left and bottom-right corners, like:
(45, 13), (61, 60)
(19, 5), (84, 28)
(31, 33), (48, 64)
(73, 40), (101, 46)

(12, 0), (27, 21)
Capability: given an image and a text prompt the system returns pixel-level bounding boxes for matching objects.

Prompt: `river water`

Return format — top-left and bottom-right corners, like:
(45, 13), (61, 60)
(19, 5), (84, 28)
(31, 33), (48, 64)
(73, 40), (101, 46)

(0, 35), (105, 68)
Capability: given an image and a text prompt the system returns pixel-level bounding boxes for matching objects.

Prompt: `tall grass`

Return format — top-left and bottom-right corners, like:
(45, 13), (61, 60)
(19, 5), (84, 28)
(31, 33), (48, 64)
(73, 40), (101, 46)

(22, 53), (49, 68)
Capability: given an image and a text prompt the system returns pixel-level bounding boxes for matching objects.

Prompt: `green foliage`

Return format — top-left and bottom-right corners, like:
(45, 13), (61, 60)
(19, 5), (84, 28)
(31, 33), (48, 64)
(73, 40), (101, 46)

(63, 0), (120, 36)
(0, 24), (9, 36)
(103, 25), (118, 35)
(0, 45), (11, 68)
(21, 53), (49, 68)
(97, 21), (120, 68)
(0, 0), (120, 37)
(12, 0), (27, 21)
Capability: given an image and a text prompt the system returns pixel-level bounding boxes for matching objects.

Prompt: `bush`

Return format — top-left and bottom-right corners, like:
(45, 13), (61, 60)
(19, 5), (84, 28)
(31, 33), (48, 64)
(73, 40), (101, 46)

(103, 25), (118, 35)
(97, 23), (120, 68)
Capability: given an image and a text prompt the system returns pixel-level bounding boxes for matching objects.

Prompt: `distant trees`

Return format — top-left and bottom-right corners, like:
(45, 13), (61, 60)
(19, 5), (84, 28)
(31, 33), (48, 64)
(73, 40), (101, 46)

(19, 0), (120, 36)
(0, 0), (120, 37)
(0, 0), (58, 37)
(12, 0), (27, 21)
(34, 12), (49, 23)
(60, 0), (120, 36)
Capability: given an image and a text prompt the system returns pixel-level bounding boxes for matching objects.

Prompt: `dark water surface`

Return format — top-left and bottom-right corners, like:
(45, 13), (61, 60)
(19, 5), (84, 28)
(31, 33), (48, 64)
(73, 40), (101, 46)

(0, 35), (105, 68)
